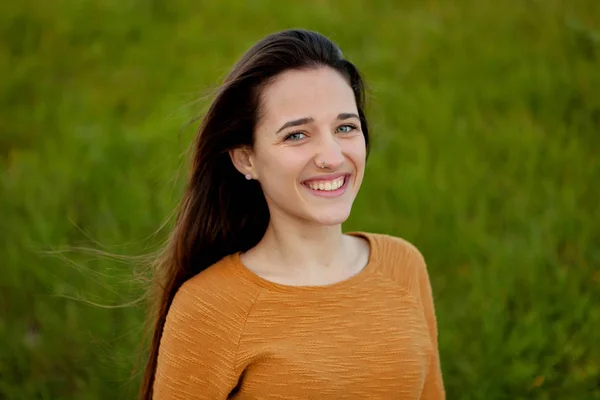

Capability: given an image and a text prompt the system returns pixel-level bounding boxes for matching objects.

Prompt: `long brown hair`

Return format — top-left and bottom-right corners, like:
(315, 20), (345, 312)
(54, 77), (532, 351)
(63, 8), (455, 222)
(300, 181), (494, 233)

(138, 29), (371, 399)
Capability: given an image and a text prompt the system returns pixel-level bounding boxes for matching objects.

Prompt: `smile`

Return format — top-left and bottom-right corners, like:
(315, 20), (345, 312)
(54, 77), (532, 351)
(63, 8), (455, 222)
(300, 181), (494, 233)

(301, 173), (350, 197)
(306, 175), (345, 191)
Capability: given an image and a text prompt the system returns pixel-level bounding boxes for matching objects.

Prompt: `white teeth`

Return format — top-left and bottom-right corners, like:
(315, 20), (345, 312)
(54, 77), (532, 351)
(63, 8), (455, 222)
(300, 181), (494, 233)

(306, 176), (345, 191)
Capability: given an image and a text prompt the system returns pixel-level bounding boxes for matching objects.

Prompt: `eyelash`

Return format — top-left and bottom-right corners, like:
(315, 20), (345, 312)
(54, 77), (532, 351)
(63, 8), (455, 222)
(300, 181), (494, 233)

(284, 124), (359, 141)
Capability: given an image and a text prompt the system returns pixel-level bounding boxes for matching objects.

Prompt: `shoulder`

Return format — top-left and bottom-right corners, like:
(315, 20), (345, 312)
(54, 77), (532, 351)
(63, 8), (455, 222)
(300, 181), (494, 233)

(154, 255), (260, 396)
(168, 254), (262, 320)
(163, 254), (262, 346)
(361, 232), (430, 295)
(363, 232), (426, 270)
(366, 232), (425, 261)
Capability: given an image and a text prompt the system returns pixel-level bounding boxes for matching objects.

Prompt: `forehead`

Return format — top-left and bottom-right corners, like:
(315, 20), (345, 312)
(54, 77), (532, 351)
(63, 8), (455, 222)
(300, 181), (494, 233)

(258, 67), (358, 125)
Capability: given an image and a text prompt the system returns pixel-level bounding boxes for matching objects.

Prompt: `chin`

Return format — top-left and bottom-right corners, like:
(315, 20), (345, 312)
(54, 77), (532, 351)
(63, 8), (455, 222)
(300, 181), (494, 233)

(309, 206), (352, 226)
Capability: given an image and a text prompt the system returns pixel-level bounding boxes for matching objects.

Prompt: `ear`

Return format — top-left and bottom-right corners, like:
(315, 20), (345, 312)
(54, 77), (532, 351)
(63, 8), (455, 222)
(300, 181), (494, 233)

(229, 146), (257, 179)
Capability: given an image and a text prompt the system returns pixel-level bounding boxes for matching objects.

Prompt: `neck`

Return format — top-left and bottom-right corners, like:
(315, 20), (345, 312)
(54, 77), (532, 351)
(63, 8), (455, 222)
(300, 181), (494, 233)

(255, 214), (349, 274)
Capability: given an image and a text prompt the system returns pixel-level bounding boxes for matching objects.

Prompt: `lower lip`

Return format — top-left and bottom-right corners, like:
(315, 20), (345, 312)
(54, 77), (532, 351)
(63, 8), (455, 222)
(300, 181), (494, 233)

(302, 175), (350, 198)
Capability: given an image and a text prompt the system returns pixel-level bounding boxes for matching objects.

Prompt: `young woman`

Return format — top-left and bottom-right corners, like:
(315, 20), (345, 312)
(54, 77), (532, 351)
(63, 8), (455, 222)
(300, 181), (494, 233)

(140, 29), (445, 399)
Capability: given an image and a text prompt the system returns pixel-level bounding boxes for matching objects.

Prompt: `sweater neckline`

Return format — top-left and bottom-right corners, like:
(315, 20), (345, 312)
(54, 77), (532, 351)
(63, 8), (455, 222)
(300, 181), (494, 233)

(228, 232), (379, 293)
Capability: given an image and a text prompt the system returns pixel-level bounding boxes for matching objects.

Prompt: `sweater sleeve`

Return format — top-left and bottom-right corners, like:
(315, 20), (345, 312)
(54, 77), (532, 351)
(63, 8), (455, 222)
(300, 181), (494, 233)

(411, 248), (446, 400)
(152, 281), (243, 399)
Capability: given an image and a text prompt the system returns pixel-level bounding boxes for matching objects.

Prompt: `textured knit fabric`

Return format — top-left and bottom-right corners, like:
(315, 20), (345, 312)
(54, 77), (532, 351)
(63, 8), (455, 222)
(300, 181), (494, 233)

(153, 232), (445, 399)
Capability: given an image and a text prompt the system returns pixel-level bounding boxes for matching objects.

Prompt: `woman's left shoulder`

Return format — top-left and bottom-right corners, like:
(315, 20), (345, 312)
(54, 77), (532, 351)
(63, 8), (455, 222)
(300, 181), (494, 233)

(360, 231), (426, 264)
(356, 232), (430, 291)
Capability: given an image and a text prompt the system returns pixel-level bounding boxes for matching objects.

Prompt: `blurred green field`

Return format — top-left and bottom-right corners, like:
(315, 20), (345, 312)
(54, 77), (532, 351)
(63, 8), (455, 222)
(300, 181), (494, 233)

(1, 0), (599, 399)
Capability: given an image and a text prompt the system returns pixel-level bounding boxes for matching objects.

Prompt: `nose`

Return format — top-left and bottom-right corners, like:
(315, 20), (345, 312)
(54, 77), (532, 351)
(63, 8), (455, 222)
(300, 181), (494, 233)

(315, 132), (344, 170)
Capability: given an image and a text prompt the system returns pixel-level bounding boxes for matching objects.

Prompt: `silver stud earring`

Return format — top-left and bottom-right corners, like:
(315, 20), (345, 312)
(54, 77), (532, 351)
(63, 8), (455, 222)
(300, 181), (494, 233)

(245, 174), (252, 180)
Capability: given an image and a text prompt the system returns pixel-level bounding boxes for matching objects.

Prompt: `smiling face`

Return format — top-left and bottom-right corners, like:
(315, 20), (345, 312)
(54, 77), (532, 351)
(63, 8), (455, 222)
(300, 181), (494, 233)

(237, 66), (367, 227)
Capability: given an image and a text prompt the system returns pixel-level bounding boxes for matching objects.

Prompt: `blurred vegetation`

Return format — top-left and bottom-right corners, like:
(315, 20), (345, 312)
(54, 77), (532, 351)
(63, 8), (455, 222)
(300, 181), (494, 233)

(1, 0), (599, 399)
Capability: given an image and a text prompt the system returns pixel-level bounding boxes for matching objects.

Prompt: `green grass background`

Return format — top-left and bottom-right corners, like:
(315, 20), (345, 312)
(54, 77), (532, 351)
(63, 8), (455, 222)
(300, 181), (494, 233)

(1, 0), (599, 398)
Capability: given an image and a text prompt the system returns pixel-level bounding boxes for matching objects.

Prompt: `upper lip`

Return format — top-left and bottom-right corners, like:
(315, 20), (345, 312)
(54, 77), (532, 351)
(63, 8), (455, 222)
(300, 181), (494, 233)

(302, 173), (349, 184)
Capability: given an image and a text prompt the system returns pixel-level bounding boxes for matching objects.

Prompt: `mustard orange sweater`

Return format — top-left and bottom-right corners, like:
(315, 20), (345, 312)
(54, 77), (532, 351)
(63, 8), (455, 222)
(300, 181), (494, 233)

(153, 233), (445, 399)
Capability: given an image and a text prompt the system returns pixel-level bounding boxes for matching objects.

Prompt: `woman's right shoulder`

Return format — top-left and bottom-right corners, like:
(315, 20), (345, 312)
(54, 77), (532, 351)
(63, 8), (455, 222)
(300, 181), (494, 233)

(167, 254), (261, 325)
(155, 255), (260, 397)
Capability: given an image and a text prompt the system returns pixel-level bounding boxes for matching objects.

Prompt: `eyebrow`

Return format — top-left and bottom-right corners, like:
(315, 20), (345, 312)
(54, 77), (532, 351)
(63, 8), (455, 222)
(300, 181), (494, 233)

(337, 112), (360, 121)
(275, 113), (360, 134)
(276, 117), (314, 133)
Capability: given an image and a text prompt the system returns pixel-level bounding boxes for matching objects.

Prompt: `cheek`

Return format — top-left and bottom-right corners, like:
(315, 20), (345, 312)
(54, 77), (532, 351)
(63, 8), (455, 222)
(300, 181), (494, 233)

(345, 137), (367, 171)
(256, 147), (310, 182)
